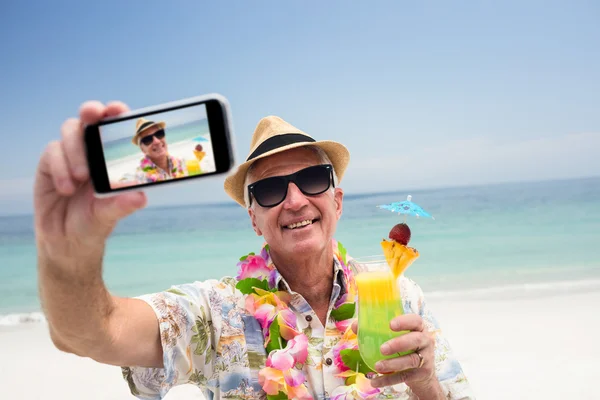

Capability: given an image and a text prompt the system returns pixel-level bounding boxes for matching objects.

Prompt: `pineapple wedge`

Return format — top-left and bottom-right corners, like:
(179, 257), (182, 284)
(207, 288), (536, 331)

(381, 239), (419, 278)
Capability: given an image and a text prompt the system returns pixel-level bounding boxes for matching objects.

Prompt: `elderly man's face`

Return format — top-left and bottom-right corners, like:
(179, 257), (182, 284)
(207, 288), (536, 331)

(247, 147), (344, 258)
(139, 126), (168, 159)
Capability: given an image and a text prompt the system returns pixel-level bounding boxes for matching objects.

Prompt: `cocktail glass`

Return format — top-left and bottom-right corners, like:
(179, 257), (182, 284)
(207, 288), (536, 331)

(349, 255), (413, 371)
(185, 158), (201, 176)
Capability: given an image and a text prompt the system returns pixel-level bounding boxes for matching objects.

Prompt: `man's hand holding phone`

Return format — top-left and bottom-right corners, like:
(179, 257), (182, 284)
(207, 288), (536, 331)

(35, 101), (148, 264)
(34, 95), (235, 367)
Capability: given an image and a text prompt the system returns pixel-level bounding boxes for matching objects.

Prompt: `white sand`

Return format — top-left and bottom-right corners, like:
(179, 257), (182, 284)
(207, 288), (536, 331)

(107, 138), (216, 183)
(2, 290), (598, 399)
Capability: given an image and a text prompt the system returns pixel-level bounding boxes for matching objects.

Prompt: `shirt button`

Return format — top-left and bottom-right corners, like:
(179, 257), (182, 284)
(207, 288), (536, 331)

(325, 358), (333, 366)
(305, 315), (313, 322)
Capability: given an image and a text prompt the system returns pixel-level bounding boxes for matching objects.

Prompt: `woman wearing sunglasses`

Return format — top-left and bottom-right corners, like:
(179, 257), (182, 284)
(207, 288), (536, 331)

(118, 117), (187, 185)
(35, 102), (474, 400)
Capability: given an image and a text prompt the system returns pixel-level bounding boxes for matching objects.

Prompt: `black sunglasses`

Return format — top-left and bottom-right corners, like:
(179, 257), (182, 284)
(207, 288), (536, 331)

(248, 164), (334, 208)
(139, 129), (166, 146)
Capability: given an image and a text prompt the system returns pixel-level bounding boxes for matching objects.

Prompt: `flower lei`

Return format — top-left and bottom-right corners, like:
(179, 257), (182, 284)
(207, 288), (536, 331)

(235, 240), (381, 400)
(139, 155), (186, 182)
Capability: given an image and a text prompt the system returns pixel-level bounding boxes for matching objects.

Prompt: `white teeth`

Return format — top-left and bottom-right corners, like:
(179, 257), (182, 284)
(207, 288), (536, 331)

(286, 219), (313, 229)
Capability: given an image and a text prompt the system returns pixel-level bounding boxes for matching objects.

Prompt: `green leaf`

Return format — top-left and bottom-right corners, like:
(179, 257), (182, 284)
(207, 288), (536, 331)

(337, 241), (347, 264)
(239, 252), (255, 261)
(330, 303), (355, 321)
(340, 349), (375, 375)
(264, 244), (270, 252)
(235, 278), (269, 294)
(267, 392), (289, 400)
(266, 319), (283, 354)
(191, 308), (210, 356)
(166, 288), (187, 297)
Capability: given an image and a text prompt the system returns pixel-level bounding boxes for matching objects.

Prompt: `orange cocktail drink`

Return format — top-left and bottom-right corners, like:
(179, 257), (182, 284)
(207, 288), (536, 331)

(352, 250), (419, 370)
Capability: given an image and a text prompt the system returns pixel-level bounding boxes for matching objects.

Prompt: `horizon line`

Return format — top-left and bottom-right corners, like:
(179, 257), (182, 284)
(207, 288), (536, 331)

(2, 174), (598, 218)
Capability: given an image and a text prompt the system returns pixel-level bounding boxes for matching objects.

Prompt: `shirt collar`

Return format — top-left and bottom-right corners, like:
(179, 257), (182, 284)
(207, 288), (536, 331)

(273, 257), (347, 300)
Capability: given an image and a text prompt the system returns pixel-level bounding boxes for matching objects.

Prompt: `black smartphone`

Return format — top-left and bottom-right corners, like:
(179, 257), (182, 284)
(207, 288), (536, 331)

(84, 94), (236, 196)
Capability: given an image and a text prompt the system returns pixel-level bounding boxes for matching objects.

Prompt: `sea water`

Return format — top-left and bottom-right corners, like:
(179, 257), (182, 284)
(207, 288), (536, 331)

(1, 177), (599, 323)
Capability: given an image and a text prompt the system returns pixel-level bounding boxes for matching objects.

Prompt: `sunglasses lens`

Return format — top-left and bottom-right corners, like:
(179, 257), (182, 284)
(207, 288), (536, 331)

(140, 130), (165, 146)
(253, 177), (288, 207)
(296, 165), (331, 195)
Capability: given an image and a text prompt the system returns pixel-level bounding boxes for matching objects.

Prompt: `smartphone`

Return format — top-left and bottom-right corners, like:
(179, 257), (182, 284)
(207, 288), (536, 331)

(84, 93), (235, 196)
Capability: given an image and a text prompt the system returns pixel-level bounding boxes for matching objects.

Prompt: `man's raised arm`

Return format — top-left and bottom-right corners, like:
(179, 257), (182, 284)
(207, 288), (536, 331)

(35, 101), (163, 368)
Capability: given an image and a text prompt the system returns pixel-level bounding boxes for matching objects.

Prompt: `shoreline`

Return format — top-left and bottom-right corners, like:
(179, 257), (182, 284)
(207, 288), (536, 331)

(4, 276), (600, 326)
(2, 289), (598, 399)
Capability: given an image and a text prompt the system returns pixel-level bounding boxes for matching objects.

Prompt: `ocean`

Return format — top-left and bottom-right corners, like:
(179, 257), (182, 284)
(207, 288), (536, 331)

(1, 177), (599, 324)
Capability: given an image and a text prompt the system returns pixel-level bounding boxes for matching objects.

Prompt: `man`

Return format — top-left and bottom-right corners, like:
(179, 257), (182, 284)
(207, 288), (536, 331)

(35, 101), (474, 399)
(119, 117), (187, 184)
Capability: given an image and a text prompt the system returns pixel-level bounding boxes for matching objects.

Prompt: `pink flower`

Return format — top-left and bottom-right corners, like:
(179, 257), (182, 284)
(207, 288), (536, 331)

(335, 318), (352, 333)
(277, 309), (301, 340)
(331, 372), (380, 399)
(260, 341), (314, 399)
(332, 339), (356, 372)
(286, 334), (309, 364)
(254, 302), (277, 331)
(236, 254), (272, 281)
(267, 333), (309, 370)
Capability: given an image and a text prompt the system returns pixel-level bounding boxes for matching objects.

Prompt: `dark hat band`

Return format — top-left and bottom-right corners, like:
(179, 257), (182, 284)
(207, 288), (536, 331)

(246, 133), (316, 161)
(136, 121), (156, 135)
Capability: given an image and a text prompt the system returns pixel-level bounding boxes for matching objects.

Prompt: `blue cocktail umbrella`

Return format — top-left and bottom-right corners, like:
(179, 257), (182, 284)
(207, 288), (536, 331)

(377, 195), (434, 223)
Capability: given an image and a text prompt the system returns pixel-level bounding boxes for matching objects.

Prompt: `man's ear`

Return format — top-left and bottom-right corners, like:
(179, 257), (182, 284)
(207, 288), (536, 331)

(248, 207), (263, 236)
(334, 187), (344, 220)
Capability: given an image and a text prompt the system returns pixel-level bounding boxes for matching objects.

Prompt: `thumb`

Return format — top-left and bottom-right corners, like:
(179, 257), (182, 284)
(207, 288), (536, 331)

(92, 191), (147, 230)
(351, 320), (358, 334)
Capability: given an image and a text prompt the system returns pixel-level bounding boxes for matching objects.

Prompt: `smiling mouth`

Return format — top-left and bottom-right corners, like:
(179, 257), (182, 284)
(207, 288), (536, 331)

(284, 218), (319, 230)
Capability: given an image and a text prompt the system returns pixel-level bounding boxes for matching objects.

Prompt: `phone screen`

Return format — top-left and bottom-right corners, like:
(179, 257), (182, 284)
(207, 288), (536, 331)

(85, 96), (234, 195)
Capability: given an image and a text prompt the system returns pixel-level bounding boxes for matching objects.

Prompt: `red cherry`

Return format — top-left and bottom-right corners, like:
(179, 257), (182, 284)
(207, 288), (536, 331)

(389, 223), (411, 245)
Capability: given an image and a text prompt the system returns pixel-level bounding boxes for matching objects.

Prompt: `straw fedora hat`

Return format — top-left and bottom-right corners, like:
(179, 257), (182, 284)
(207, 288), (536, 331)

(224, 115), (350, 207)
(131, 118), (166, 145)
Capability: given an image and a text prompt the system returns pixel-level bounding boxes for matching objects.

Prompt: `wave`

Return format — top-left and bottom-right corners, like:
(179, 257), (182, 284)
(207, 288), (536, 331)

(0, 311), (46, 326)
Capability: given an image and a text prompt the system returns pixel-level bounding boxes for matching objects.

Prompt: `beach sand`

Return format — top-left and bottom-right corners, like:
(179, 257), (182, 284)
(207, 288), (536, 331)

(107, 137), (216, 183)
(2, 290), (598, 399)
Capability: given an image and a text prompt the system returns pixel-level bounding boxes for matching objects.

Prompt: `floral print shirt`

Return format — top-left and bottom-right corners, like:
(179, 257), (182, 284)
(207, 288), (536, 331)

(120, 155), (187, 184)
(121, 256), (475, 400)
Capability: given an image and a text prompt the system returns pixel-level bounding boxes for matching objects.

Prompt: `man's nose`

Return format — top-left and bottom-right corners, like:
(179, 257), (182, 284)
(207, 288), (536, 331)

(282, 182), (309, 210)
(152, 135), (161, 144)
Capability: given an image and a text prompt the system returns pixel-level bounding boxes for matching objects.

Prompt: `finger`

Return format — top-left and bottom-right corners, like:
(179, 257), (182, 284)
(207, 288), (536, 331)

(380, 331), (431, 356)
(375, 350), (427, 374)
(390, 314), (425, 332)
(61, 118), (89, 181)
(369, 368), (424, 388)
(46, 141), (76, 196)
(79, 100), (107, 126)
(92, 191), (147, 233)
(104, 100), (130, 117)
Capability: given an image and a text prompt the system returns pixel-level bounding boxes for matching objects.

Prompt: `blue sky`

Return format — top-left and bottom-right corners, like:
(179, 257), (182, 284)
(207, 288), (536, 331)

(1, 1), (599, 215)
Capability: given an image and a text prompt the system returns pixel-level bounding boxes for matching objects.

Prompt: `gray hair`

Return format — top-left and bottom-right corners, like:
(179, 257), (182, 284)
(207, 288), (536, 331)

(243, 145), (339, 209)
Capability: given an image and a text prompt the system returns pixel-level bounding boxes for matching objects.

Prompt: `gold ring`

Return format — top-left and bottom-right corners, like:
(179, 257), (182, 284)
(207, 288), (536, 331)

(416, 351), (425, 368)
